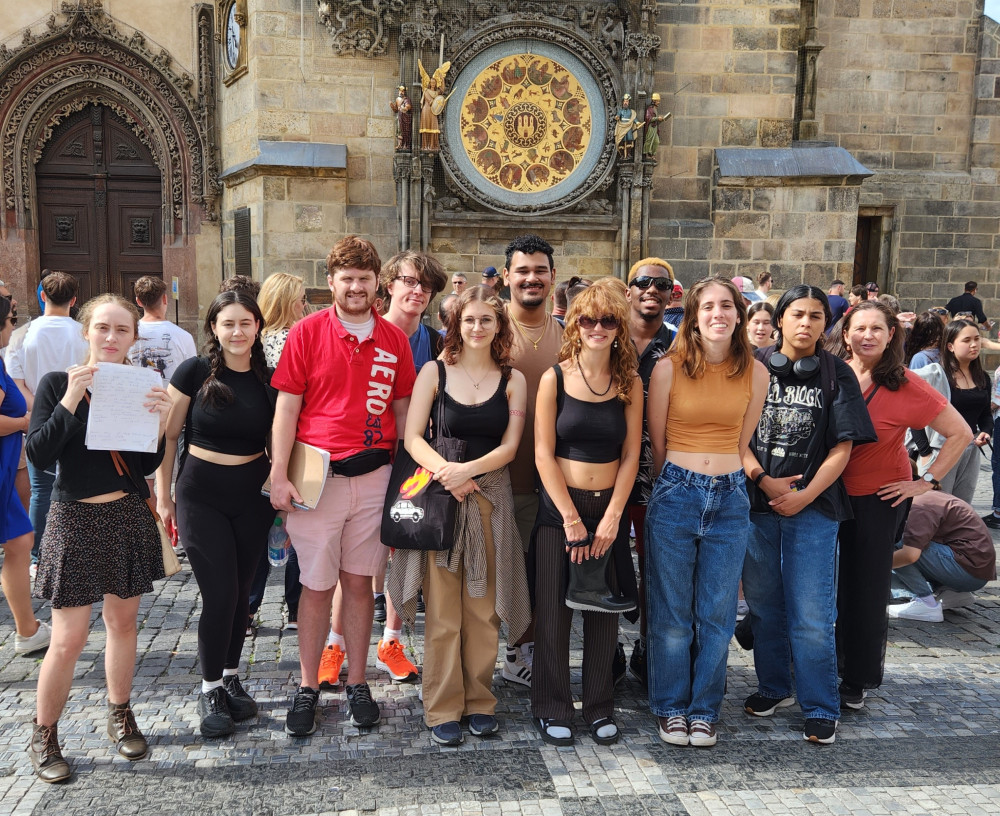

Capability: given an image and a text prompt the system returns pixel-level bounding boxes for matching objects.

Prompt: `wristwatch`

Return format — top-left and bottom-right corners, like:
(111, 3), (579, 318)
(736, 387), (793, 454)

(922, 472), (941, 490)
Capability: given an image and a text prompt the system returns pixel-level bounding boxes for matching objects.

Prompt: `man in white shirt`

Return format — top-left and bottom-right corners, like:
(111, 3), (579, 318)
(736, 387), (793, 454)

(8, 271), (88, 561)
(129, 276), (196, 384)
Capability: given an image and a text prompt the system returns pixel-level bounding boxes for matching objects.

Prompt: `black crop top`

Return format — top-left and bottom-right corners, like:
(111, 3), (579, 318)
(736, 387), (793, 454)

(26, 371), (165, 502)
(171, 357), (276, 456)
(552, 365), (626, 464)
(441, 364), (509, 464)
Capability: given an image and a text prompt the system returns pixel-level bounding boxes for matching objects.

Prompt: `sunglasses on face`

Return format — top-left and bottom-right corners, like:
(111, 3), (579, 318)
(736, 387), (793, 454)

(577, 314), (619, 331)
(396, 275), (433, 293)
(630, 275), (672, 291)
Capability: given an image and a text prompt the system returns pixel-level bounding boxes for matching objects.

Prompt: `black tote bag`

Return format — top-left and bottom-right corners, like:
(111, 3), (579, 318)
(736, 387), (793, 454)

(381, 361), (466, 551)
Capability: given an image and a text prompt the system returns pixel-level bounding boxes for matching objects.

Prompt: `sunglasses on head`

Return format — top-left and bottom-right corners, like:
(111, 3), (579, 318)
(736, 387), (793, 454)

(929, 307), (948, 316)
(630, 275), (672, 291)
(577, 314), (619, 331)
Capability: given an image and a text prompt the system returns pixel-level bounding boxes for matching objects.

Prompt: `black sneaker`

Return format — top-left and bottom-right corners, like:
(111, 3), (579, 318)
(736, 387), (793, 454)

(223, 675), (258, 722)
(629, 639), (647, 685)
(373, 595), (387, 624)
(346, 683), (380, 728)
(982, 512), (1000, 530)
(744, 692), (795, 717)
(198, 687), (235, 738)
(734, 617), (754, 651)
(612, 641), (627, 686)
(839, 681), (867, 711)
(803, 718), (837, 744)
(285, 686), (319, 736)
(416, 590), (426, 614)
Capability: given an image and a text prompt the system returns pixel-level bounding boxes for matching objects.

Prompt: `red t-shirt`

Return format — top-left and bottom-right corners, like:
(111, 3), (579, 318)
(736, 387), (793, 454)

(841, 374), (947, 496)
(271, 307), (415, 459)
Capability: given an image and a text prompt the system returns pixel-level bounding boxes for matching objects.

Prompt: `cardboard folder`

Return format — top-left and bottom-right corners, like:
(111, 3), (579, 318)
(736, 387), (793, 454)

(260, 441), (331, 510)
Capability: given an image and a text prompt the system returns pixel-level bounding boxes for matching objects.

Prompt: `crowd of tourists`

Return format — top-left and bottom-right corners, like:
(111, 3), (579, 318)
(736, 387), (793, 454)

(0, 239), (995, 783)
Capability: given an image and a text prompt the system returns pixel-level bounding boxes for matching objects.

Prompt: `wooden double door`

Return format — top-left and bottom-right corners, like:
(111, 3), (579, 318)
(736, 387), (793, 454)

(36, 105), (163, 302)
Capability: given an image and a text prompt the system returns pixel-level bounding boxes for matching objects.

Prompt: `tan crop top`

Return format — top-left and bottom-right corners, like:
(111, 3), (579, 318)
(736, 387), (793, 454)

(666, 361), (754, 453)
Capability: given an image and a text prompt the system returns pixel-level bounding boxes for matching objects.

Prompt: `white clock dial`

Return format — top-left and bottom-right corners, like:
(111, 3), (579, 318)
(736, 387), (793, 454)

(225, 4), (241, 70)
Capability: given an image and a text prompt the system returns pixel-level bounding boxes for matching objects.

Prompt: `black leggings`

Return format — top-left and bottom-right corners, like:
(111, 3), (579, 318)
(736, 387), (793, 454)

(837, 493), (910, 689)
(176, 454), (274, 681)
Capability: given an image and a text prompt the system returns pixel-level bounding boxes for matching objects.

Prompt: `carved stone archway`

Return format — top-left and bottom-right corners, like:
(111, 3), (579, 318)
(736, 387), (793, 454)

(0, 1), (218, 327)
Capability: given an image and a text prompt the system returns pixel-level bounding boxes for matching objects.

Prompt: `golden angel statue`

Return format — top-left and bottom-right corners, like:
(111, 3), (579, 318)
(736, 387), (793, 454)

(418, 59), (451, 151)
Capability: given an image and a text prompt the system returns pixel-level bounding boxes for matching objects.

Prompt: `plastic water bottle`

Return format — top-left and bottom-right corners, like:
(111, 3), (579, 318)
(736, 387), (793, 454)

(267, 516), (290, 567)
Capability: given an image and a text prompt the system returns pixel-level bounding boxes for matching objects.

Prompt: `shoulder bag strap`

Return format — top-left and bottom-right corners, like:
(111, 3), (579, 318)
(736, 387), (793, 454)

(553, 363), (565, 413)
(434, 360), (449, 439)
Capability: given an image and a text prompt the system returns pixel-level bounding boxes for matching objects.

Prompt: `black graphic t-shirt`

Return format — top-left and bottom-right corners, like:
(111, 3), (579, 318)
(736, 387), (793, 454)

(748, 352), (876, 521)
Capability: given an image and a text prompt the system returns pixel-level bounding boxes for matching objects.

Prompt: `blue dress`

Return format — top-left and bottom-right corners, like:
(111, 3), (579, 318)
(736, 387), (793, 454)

(0, 357), (31, 542)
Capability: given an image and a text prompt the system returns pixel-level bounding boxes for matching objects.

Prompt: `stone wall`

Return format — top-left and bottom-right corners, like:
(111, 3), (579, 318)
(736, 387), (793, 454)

(816, 2), (1000, 313)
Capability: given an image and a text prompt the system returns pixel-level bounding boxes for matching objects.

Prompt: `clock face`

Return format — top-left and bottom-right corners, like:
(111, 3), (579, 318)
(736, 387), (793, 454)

(225, 4), (240, 70)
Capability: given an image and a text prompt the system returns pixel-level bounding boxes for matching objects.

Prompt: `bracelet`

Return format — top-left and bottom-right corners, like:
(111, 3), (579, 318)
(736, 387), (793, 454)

(753, 471), (766, 487)
(562, 517), (582, 528)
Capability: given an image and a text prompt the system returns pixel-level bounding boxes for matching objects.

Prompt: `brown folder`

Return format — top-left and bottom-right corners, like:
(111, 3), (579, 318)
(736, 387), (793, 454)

(260, 441), (331, 510)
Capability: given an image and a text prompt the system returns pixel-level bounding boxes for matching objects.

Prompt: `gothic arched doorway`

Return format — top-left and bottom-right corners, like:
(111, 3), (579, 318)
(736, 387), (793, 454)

(35, 105), (163, 302)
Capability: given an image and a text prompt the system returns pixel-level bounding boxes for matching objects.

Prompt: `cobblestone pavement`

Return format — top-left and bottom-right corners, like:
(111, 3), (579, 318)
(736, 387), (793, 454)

(1, 467), (999, 816)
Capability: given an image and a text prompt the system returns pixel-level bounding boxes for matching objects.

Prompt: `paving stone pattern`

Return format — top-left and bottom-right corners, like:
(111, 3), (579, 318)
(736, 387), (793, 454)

(1, 467), (999, 816)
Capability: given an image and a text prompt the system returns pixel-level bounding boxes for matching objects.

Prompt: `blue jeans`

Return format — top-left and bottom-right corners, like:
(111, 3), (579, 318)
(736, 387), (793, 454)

(891, 541), (988, 598)
(645, 463), (749, 723)
(743, 508), (841, 721)
(27, 462), (55, 561)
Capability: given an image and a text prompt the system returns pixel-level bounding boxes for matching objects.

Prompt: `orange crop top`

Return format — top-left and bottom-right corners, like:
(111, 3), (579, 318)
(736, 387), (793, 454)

(665, 361), (754, 453)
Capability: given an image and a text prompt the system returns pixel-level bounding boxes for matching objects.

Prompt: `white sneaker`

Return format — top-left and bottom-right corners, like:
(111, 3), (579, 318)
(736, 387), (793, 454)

(29, 562), (37, 580)
(935, 589), (975, 610)
(888, 597), (943, 622)
(14, 620), (51, 655)
(502, 643), (532, 686)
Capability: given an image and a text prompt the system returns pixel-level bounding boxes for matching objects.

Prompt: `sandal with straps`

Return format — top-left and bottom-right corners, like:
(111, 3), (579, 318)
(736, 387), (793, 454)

(589, 716), (619, 745)
(536, 717), (574, 746)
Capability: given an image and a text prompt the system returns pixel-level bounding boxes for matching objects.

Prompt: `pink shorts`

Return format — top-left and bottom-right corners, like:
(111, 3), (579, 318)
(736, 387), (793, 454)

(285, 465), (390, 591)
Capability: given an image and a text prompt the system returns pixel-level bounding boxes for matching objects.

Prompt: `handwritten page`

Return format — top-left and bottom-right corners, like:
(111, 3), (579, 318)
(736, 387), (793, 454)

(85, 363), (162, 453)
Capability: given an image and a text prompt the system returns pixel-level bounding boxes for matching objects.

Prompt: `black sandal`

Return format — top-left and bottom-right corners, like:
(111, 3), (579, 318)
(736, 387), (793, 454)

(589, 716), (619, 746)
(536, 717), (574, 746)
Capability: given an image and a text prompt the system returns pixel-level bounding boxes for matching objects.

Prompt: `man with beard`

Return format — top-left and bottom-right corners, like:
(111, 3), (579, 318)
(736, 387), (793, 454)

(269, 235), (415, 736)
(501, 234), (563, 686)
(624, 259), (677, 683)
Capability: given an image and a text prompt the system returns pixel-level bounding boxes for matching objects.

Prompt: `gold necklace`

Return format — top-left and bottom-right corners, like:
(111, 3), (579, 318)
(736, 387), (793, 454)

(510, 312), (549, 351)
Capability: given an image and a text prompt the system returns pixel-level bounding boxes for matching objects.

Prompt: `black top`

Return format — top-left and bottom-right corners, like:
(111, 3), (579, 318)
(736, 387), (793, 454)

(553, 365), (627, 464)
(945, 292), (988, 324)
(950, 385), (992, 435)
(748, 350), (877, 521)
(171, 357), (275, 456)
(26, 371), (165, 502)
(442, 373), (509, 464)
(630, 322), (676, 505)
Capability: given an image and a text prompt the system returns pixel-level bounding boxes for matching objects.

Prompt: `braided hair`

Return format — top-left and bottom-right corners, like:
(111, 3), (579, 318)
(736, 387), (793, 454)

(200, 290), (268, 408)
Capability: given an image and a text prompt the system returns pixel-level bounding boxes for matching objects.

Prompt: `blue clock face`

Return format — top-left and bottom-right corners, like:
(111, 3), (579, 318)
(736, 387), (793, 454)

(226, 4), (240, 70)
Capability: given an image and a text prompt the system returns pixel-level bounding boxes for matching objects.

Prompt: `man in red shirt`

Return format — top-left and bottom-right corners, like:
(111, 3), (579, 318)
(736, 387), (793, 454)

(270, 236), (414, 736)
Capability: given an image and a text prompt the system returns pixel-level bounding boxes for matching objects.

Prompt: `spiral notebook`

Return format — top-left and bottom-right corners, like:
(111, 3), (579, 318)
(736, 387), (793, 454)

(260, 441), (330, 510)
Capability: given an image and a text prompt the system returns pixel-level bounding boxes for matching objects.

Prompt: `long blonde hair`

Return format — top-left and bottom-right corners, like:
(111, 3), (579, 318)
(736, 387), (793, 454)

(258, 272), (304, 333)
(559, 278), (637, 404)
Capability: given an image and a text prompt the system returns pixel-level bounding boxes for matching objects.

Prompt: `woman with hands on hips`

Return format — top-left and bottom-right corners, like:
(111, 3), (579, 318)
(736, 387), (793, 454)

(531, 279), (642, 748)
(740, 286), (876, 745)
(835, 300), (970, 710)
(25, 294), (171, 783)
(387, 285), (530, 747)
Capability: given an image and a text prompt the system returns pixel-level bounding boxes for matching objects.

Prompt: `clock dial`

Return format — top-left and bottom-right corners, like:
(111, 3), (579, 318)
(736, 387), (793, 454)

(225, 4), (240, 70)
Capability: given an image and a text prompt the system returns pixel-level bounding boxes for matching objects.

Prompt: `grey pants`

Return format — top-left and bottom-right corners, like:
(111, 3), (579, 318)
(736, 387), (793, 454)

(938, 442), (981, 505)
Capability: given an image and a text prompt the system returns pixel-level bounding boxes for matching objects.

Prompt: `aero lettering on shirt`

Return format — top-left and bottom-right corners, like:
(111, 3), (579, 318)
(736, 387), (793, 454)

(367, 347), (399, 415)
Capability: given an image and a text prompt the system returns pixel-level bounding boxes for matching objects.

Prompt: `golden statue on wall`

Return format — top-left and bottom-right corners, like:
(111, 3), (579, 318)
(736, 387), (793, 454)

(419, 59), (451, 151)
(458, 53), (592, 194)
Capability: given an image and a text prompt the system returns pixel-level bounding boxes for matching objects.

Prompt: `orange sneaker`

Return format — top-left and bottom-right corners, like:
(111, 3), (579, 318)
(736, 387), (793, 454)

(318, 644), (345, 689)
(376, 638), (419, 682)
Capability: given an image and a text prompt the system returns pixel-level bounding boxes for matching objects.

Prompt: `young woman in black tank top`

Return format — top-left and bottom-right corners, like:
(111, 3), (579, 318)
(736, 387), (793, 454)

(533, 280), (642, 747)
(387, 285), (529, 747)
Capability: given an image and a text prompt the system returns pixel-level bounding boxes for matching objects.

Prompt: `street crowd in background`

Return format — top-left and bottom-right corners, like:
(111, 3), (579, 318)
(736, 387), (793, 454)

(0, 238), (996, 784)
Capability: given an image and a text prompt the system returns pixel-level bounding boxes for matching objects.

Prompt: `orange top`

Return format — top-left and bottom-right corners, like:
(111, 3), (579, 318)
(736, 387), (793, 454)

(666, 361), (754, 453)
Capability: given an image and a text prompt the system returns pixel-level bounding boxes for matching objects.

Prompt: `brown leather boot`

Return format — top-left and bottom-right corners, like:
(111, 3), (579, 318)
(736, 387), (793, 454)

(107, 701), (148, 760)
(29, 719), (71, 783)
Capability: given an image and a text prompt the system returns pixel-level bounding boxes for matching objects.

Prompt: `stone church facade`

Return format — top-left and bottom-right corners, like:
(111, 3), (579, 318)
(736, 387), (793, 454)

(1, 1), (998, 332)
